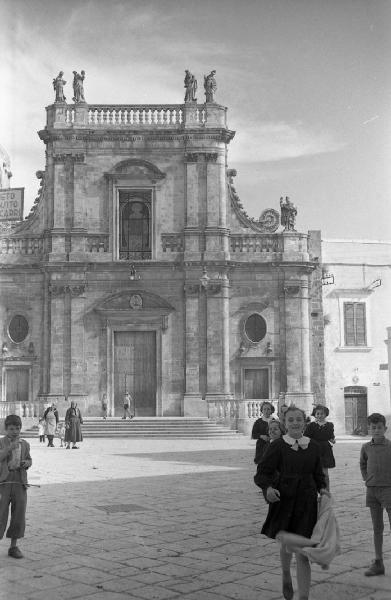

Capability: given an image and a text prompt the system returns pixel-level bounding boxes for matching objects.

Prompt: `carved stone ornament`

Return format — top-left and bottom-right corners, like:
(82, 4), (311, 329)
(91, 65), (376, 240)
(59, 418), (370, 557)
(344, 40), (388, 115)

(258, 209), (280, 233)
(184, 283), (200, 295)
(284, 285), (300, 296)
(0, 221), (16, 233)
(69, 284), (86, 297)
(53, 153), (85, 164)
(184, 153), (199, 163)
(204, 153), (218, 163)
(129, 294), (143, 309)
(207, 283), (222, 295)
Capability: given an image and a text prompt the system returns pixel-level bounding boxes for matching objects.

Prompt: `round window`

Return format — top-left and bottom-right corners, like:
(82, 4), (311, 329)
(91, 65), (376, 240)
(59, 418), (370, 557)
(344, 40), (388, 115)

(8, 315), (29, 343)
(245, 313), (266, 343)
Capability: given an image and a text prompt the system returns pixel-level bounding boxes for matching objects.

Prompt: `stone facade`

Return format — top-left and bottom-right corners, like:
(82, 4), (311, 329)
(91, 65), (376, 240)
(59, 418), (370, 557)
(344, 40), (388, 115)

(0, 97), (324, 432)
(322, 239), (391, 434)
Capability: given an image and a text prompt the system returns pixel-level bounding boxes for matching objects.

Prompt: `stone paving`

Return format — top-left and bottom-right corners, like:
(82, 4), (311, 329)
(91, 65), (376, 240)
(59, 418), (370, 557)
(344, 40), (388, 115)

(1, 436), (390, 600)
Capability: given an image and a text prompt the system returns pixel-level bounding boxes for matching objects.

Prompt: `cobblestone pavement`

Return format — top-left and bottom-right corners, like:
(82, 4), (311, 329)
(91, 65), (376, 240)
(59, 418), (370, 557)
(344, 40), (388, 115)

(1, 436), (390, 600)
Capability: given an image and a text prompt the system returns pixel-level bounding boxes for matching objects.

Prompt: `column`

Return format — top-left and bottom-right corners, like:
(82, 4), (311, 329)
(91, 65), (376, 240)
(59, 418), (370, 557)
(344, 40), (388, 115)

(70, 155), (88, 259)
(69, 284), (87, 406)
(204, 153), (230, 260)
(48, 285), (65, 398)
(39, 270), (50, 397)
(50, 155), (68, 259)
(183, 283), (205, 416)
(184, 154), (201, 261)
(284, 277), (314, 412)
(205, 278), (233, 402)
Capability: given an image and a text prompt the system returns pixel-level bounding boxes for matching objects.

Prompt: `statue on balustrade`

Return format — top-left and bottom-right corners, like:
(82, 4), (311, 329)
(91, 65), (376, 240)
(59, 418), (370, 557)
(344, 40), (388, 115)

(72, 70), (86, 103)
(280, 196), (297, 231)
(52, 71), (66, 102)
(184, 70), (197, 102)
(204, 70), (217, 102)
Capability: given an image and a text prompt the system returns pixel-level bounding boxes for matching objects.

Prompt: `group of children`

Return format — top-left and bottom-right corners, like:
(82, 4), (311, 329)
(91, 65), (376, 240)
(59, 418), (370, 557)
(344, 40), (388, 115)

(38, 418), (66, 447)
(252, 401), (391, 599)
(0, 404), (390, 600)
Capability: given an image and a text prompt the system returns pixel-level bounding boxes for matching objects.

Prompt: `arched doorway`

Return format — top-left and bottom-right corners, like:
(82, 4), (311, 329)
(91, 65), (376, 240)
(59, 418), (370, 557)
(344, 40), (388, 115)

(344, 386), (368, 434)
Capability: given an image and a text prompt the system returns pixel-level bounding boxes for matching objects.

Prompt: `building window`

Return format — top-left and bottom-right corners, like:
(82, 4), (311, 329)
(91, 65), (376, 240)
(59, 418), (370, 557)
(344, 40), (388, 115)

(8, 315), (29, 343)
(244, 314), (267, 343)
(119, 190), (151, 260)
(344, 302), (366, 346)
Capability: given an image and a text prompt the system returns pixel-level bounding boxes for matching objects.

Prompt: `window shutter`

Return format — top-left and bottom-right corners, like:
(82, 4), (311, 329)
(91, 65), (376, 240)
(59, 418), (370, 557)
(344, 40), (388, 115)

(344, 302), (366, 346)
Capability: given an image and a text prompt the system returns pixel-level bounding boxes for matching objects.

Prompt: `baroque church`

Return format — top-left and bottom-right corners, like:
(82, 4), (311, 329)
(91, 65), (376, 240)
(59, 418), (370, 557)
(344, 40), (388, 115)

(0, 72), (325, 433)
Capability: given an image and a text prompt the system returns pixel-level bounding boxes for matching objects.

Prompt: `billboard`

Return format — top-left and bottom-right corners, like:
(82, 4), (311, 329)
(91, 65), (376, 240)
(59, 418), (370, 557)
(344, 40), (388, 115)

(0, 188), (24, 221)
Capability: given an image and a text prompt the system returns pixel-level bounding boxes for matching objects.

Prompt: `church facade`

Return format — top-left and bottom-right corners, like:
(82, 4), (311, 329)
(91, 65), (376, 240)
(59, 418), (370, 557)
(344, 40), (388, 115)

(0, 82), (324, 432)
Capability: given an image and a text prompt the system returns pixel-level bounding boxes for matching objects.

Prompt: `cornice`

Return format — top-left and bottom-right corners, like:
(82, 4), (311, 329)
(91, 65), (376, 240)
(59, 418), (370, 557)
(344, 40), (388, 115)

(38, 128), (235, 144)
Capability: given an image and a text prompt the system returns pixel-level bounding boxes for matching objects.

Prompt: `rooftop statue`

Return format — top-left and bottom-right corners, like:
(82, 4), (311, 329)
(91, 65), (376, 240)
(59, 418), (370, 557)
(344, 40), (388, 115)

(280, 196), (297, 231)
(184, 70), (197, 102)
(204, 70), (217, 102)
(53, 71), (66, 103)
(72, 70), (86, 103)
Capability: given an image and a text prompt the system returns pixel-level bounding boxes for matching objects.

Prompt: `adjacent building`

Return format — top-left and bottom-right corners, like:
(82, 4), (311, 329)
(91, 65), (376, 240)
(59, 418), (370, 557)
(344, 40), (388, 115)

(322, 239), (391, 434)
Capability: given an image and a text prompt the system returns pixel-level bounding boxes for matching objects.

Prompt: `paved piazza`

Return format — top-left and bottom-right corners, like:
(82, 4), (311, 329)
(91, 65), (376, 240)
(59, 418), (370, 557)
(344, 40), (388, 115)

(1, 437), (390, 600)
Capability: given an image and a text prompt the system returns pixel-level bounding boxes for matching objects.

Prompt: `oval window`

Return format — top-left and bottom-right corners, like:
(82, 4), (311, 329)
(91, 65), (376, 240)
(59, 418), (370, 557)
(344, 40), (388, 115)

(8, 315), (29, 343)
(245, 314), (266, 343)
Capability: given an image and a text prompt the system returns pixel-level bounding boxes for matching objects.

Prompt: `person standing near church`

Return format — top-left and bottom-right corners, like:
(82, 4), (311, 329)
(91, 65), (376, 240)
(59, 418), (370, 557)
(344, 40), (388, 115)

(65, 401), (83, 449)
(122, 392), (134, 419)
(43, 404), (58, 447)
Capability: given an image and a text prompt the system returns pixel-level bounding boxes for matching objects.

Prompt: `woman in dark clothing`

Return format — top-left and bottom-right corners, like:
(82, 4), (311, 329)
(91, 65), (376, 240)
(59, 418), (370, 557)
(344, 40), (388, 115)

(255, 406), (328, 600)
(64, 401), (83, 449)
(251, 401), (275, 464)
(304, 404), (335, 490)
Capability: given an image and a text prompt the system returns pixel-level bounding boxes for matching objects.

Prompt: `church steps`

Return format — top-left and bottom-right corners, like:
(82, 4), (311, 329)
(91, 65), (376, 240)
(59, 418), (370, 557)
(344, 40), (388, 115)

(23, 418), (242, 439)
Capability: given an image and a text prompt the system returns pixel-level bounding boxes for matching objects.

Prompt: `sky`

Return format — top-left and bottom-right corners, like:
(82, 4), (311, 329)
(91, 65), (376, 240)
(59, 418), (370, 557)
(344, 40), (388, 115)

(0, 0), (390, 239)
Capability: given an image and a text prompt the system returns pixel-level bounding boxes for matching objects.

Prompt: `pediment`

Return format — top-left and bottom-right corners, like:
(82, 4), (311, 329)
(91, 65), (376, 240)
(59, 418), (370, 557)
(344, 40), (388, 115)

(104, 159), (166, 182)
(95, 290), (174, 313)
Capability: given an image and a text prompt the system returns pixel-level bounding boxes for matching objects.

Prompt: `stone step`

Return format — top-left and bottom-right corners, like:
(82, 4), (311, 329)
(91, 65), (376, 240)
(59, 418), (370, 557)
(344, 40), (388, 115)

(22, 417), (242, 439)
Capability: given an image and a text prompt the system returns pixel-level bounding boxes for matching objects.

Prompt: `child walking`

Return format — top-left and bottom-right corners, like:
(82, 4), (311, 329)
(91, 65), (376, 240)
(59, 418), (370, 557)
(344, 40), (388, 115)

(256, 406), (328, 600)
(251, 401), (276, 464)
(38, 418), (45, 443)
(0, 414), (32, 558)
(56, 422), (66, 447)
(304, 404), (335, 490)
(360, 412), (391, 576)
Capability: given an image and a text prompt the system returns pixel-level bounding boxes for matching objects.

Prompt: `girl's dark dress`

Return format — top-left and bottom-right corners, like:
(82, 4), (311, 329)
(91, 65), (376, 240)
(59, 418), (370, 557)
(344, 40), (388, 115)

(251, 418), (270, 464)
(304, 422), (335, 468)
(256, 438), (326, 539)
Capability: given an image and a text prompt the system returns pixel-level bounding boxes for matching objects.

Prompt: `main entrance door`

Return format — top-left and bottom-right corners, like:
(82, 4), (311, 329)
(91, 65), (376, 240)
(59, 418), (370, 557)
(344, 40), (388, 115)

(344, 386), (368, 434)
(5, 368), (29, 403)
(243, 368), (269, 399)
(114, 331), (156, 416)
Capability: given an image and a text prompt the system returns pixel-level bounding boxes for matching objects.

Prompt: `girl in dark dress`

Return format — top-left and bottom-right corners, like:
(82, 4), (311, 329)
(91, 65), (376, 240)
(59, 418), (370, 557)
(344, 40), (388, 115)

(251, 401), (275, 464)
(304, 404), (335, 491)
(256, 406), (328, 600)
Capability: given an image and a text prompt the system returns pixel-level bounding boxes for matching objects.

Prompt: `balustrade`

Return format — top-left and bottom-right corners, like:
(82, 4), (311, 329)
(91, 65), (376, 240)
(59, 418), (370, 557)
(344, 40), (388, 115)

(86, 235), (109, 253)
(62, 104), (208, 127)
(246, 399), (279, 419)
(0, 236), (45, 256)
(0, 401), (42, 420)
(230, 234), (283, 254)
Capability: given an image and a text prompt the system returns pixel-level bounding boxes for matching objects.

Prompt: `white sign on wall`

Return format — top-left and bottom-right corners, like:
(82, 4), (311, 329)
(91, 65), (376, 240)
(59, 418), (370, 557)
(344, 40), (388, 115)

(0, 188), (24, 221)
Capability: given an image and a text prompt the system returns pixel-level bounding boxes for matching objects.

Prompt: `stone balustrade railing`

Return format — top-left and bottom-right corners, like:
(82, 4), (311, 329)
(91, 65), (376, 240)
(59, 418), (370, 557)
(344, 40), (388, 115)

(230, 234), (283, 254)
(208, 397), (280, 434)
(246, 399), (279, 419)
(63, 104), (206, 127)
(0, 401), (42, 420)
(0, 236), (47, 256)
(86, 234), (109, 252)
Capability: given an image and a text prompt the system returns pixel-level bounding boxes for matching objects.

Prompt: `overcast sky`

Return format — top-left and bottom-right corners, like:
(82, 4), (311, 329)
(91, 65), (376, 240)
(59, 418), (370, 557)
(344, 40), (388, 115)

(1, 0), (390, 239)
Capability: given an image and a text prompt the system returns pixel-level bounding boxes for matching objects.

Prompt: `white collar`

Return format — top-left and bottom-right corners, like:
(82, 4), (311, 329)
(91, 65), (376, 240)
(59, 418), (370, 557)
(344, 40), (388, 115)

(283, 434), (310, 450)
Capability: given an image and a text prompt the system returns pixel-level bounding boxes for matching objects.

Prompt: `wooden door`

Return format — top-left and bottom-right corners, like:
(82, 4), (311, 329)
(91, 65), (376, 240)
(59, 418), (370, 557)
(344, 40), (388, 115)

(6, 369), (29, 403)
(114, 331), (156, 416)
(244, 369), (269, 399)
(344, 392), (368, 434)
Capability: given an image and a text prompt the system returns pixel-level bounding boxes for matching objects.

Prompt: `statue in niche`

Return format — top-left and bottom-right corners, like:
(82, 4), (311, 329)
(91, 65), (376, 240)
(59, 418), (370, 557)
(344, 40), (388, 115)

(280, 196), (297, 231)
(72, 70), (86, 103)
(204, 70), (217, 102)
(53, 71), (66, 102)
(184, 70), (197, 102)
